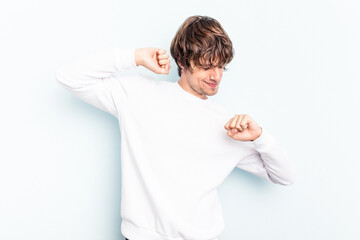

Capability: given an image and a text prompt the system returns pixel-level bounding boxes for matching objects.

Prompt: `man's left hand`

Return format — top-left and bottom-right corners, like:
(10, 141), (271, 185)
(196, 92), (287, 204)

(224, 114), (262, 141)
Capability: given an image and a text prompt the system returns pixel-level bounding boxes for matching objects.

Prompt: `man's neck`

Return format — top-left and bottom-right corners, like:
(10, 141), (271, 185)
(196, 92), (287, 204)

(177, 77), (208, 100)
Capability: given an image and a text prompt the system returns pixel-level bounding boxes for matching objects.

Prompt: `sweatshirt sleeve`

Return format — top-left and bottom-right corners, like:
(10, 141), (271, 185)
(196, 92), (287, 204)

(55, 48), (138, 118)
(236, 128), (296, 186)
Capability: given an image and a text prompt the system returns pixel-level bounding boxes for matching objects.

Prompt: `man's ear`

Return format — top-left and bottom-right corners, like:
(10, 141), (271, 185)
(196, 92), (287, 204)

(178, 60), (184, 69)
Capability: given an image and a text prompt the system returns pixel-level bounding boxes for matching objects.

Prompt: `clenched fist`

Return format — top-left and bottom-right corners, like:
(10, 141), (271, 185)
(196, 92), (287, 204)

(134, 47), (171, 74)
(224, 114), (263, 141)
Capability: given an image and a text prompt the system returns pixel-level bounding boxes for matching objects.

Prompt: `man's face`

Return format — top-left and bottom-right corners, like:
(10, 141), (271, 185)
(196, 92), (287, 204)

(180, 60), (225, 100)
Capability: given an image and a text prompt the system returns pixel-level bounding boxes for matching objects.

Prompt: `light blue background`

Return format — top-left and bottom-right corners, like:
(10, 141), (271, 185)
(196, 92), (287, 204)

(0, 0), (359, 239)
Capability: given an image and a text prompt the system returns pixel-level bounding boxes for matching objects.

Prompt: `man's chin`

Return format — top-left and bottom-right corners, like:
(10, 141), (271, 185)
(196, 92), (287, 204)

(206, 91), (218, 96)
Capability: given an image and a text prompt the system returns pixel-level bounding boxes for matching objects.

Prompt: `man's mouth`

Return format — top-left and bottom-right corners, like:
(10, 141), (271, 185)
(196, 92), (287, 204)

(204, 81), (217, 88)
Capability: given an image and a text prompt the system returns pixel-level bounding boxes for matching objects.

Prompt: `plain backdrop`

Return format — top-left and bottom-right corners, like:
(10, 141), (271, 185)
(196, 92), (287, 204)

(0, 0), (359, 239)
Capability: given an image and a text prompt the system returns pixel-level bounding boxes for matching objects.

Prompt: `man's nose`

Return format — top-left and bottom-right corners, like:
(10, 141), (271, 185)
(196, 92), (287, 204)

(210, 67), (222, 80)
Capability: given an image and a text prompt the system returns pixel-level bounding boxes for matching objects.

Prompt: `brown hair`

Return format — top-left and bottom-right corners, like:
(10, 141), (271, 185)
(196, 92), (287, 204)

(170, 15), (234, 77)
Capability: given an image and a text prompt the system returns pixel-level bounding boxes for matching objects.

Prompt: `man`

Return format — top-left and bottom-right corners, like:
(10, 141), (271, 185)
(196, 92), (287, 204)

(56, 15), (295, 240)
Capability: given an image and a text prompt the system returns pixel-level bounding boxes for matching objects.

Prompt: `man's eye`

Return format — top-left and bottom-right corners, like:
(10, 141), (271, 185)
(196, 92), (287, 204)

(203, 66), (227, 71)
(219, 66), (228, 71)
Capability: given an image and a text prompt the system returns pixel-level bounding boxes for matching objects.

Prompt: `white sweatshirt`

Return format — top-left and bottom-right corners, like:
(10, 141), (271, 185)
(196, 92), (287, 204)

(55, 48), (296, 240)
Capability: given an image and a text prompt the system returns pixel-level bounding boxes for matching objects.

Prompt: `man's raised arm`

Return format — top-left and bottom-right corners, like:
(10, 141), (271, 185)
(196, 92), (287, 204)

(55, 47), (171, 118)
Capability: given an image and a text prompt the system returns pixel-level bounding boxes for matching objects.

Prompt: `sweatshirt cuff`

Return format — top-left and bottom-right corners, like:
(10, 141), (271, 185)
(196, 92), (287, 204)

(114, 48), (138, 70)
(250, 128), (276, 149)
(129, 48), (138, 69)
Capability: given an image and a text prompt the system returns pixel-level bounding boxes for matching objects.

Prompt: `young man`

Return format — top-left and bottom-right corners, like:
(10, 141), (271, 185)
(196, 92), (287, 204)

(56, 15), (295, 240)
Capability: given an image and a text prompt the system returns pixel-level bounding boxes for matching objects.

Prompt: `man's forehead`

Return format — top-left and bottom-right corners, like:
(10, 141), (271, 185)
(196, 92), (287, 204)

(190, 58), (222, 67)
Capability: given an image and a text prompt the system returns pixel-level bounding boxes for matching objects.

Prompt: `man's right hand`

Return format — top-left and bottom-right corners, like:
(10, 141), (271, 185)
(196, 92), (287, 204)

(134, 47), (171, 74)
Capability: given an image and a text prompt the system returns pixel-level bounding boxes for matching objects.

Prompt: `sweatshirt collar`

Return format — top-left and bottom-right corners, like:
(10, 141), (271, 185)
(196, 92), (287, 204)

(174, 81), (212, 104)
